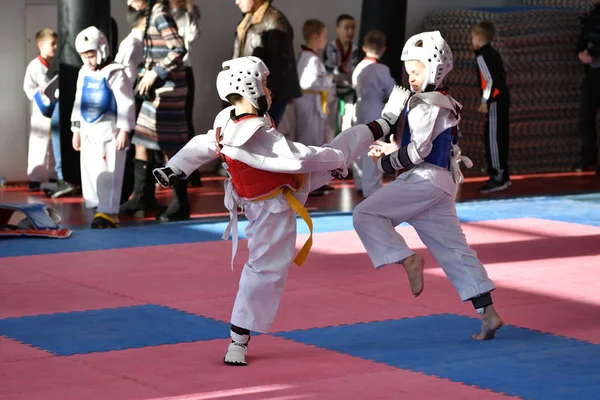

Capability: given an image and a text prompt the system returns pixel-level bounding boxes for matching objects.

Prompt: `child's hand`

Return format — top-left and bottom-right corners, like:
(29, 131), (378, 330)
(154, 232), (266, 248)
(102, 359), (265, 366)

(368, 146), (384, 164)
(478, 103), (488, 114)
(372, 134), (400, 154)
(579, 50), (593, 65)
(72, 131), (81, 151)
(115, 129), (129, 151)
(369, 134), (399, 164)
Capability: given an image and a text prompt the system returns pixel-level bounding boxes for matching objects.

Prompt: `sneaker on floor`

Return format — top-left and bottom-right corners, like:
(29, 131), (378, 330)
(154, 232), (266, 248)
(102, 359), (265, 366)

(50, 181), (77, 198)
(91, 213), (119, 229)
(41, 181), (58, 197)
(28, 181), (41, 192)
(477, 179), (511, 194)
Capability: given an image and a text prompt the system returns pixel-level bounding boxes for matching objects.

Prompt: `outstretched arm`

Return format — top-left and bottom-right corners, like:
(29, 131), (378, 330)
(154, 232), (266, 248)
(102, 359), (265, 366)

(225, 86), (411, 176)
(164, 133), (220, 178)
(222, 128), (346, 174)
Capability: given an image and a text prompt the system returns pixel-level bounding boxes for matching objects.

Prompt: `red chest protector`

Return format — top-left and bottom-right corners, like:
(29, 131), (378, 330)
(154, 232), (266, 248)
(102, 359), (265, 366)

(215, 117), (301, 200)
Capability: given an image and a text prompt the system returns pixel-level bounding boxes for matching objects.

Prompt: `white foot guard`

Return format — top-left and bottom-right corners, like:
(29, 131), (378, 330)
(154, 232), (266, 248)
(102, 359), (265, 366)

(224, 341), (248, 366)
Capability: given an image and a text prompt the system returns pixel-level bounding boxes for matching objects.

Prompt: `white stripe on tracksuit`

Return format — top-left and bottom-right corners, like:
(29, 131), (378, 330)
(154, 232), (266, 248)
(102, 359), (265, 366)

(488, 102), (500, 171)
(477, 55), (500, 171)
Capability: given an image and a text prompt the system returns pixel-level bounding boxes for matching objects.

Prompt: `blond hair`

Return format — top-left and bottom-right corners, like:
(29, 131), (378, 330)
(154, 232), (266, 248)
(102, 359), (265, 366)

(472, 21), (496, 43)
(35, 28), (57, 44)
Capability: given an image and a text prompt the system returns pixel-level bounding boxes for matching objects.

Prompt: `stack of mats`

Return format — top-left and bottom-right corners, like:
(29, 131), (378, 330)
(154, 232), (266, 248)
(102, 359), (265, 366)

(423, 2), (594, 175)
(523, 0), (599, 11)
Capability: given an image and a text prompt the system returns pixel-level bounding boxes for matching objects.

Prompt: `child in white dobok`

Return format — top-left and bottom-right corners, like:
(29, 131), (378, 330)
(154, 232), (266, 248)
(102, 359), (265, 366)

(153, 56), (411, 365)
(23, 29), (59, 191)
(71, 26), (136, 228)
(353, 31), (503, 340)
(351, 30), (396, 197)
(295, 19), (335, 147)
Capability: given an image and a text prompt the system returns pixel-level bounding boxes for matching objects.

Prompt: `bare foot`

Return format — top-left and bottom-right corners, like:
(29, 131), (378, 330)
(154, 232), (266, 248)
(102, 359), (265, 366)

(401, 254), (424, 297)
(472, 304), (503, 340)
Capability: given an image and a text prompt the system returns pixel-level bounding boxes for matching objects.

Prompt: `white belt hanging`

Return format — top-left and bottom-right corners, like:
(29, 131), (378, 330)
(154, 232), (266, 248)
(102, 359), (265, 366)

(222, 178), (241, 271)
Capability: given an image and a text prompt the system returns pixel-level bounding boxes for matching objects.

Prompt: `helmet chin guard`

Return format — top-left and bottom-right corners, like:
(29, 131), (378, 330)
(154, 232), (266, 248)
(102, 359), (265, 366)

(401, 30), (453, 92)
(75, 26), (110, 66)
(217, 56), (270, 114)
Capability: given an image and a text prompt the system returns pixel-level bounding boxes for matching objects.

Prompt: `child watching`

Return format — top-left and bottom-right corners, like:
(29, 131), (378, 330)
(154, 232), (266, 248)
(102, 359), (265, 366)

(71, 26), (136, 229)
(324, 14), (360, 134)
(472, 21), (511, 193)
(115, 6), (146, 204)
(115, 6), (146, 85)
(351, 30), (396, 197)
(295, 19), (334, 147)
(23, 29), (59, 192)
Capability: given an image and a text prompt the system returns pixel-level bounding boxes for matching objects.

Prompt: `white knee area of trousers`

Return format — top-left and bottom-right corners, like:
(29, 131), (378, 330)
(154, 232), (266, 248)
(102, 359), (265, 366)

(353, 203), (414, 268)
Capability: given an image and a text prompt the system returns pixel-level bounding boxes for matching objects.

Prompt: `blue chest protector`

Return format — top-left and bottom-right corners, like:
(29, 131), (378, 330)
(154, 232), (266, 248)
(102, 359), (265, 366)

(81, 76), (117, 124)
(400, 110), (458, 169)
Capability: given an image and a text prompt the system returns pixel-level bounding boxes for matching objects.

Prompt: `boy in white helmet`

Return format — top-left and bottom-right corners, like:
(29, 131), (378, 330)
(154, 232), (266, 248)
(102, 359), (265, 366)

(353, 31), (503, 340)
(71, 26), (136, 228)
(153, 56), (411, 365)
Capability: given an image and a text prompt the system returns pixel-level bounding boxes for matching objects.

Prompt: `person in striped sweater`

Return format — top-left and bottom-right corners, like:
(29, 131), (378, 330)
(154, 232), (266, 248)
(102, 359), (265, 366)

(121, 0), (190, 222)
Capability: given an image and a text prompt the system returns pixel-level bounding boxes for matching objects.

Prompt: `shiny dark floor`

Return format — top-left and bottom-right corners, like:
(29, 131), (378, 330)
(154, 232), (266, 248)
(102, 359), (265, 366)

(1, 171), (599, 229)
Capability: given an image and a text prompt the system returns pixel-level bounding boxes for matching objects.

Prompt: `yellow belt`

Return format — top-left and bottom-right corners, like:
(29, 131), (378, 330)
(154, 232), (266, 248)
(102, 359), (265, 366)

(302, 90), (329, 115)
(252, 178), (313, 267)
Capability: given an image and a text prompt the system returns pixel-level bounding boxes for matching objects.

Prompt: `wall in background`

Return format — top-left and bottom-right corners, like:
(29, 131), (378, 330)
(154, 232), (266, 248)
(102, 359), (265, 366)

(0, 0), (525, 181)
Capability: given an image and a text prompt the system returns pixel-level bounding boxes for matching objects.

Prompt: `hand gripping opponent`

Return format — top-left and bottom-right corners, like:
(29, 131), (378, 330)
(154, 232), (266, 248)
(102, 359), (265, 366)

(153, 167), (183, 189)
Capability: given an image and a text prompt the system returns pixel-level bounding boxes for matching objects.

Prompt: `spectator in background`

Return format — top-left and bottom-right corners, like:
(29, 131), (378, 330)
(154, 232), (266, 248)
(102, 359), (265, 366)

(323, 14), (360, 135)
(577, 2), (600, 175)
(24, 29), (75, 198)
(71, 26), (135, 229)
(351, 30), (396, 198)
(170, 0), (203, 186)
(121, 0), (190, 222)
(115, 6), (146, 204)
(472, 21), (511, 193)
(295, 19), (334, 147)
(233, 0), (301, 126)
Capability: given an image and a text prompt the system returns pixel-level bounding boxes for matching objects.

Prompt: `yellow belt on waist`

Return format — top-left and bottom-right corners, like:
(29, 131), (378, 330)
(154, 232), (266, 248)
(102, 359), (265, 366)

(302, 90), (329, 115)
(252, 178), (313, 267)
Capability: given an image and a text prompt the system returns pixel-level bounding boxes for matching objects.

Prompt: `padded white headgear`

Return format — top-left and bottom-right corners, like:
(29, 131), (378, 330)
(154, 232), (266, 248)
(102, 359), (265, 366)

(216, 56), (270, 111)
(401, 30), (453, 92)
(75, 26), (110, 66)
